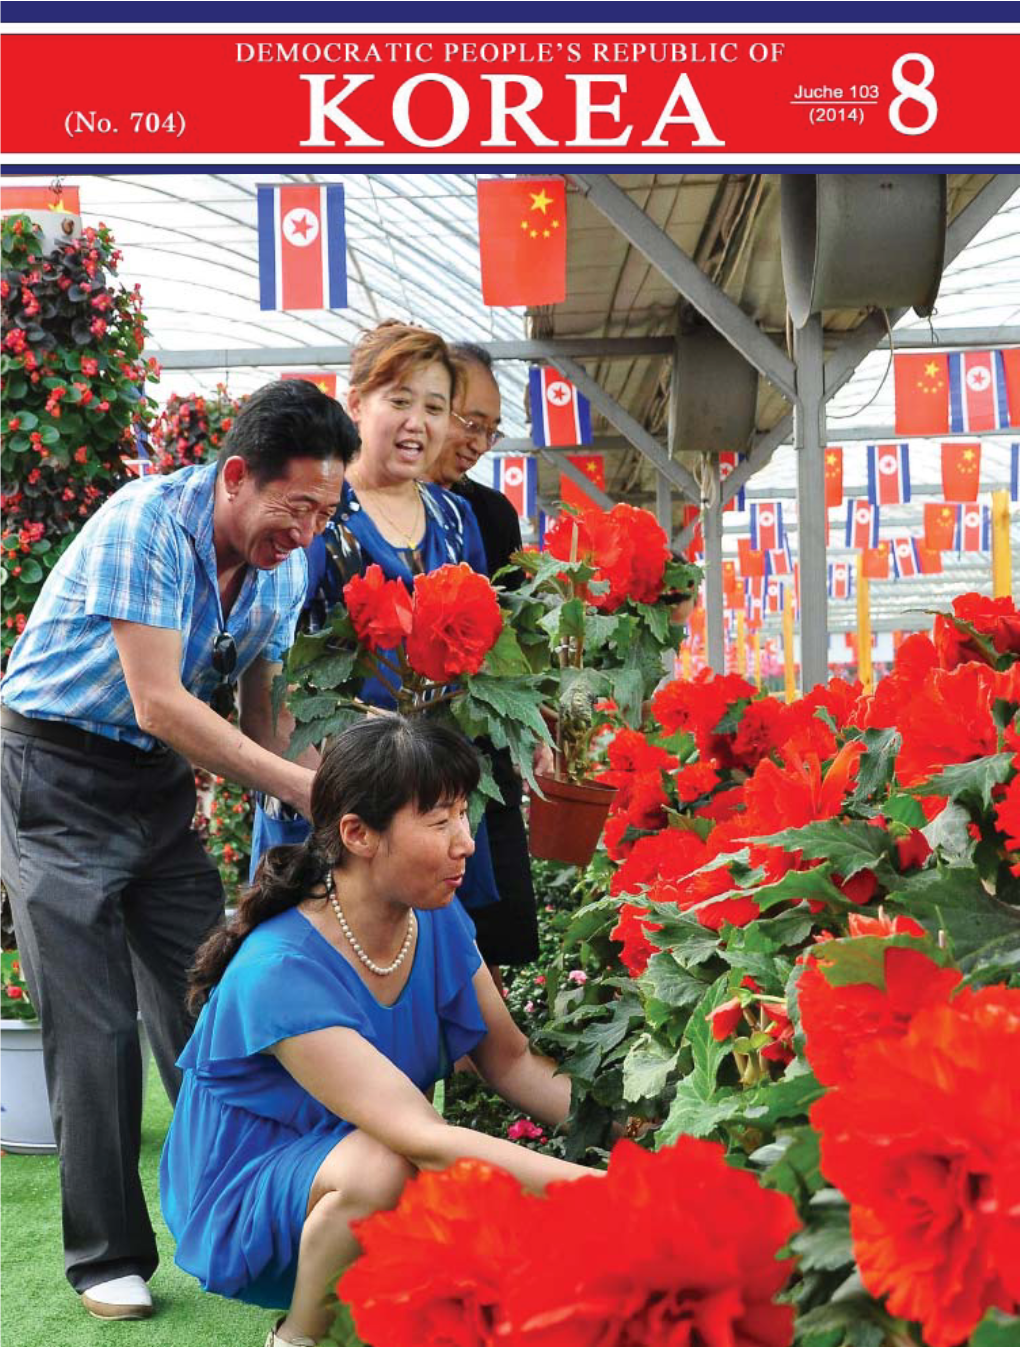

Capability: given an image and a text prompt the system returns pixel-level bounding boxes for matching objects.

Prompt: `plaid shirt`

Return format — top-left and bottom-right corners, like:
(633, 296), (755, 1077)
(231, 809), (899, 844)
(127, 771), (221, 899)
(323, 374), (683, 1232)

(3, 463), (307, 749)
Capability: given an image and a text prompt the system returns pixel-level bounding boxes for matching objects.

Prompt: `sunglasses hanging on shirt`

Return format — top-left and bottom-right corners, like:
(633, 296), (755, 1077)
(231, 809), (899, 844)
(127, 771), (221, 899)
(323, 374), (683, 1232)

(210, 629), (238, 719)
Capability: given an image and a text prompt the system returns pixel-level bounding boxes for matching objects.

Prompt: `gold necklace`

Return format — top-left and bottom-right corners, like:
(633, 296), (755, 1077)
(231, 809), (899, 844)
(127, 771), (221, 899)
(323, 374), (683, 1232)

(350, 473), (424, 549)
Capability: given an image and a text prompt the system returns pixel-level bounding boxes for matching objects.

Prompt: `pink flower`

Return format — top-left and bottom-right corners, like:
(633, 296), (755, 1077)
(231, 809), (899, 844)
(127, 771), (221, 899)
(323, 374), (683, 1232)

(507, 1118), (545, 1142)
(568, 970), (588, 985)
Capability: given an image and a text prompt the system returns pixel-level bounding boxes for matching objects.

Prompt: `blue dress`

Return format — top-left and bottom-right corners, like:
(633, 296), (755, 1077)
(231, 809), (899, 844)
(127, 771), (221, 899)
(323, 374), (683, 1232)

(159, 899), (486, 1309)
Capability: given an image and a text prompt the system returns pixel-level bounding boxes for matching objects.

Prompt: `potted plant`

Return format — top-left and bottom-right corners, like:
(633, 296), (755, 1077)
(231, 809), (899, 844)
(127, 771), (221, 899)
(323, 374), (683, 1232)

(280, 561), (555, 820)
(0, 948), (56, 1153)
(505, 503), (701, 866)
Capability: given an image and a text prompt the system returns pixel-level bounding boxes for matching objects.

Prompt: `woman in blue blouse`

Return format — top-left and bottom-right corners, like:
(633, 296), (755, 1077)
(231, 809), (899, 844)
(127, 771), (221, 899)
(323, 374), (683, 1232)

(251, 322), (502, 908)
(161, 716), (589, 1347)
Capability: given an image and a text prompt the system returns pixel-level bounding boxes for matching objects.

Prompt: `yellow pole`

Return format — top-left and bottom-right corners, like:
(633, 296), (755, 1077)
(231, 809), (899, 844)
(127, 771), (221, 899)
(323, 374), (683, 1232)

(752, 631), (761, 688)
(782, 586), (796, 703)
(681, 644), (692, 680)
(991, 489), (1012, 598)
(857, 554), (873, 694)
(735, 608), (747, 677)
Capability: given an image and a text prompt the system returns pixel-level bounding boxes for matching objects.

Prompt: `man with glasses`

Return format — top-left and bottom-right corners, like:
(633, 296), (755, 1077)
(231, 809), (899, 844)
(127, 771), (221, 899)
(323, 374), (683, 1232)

(0, 378), (356, 1321)
(428, 344), (541, 986)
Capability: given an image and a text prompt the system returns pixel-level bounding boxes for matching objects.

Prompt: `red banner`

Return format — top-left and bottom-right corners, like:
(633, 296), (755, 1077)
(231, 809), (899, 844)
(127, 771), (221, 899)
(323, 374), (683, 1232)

(2, 32), (1018, 159)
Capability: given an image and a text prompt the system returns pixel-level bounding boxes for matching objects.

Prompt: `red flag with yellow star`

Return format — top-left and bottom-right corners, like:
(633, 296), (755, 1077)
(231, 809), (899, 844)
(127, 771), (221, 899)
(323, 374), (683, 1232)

(923, 502), (958, 551)
(893, 353), (950, 435)
(824, 446), (843, 508)
(477, 177), (566, 307)
(941, 441), (981, 501)
(861, 541), (891, 580)
(282, 371), (337, 398)
(1, 185), (80, 213)
(559, 453), (605, 513)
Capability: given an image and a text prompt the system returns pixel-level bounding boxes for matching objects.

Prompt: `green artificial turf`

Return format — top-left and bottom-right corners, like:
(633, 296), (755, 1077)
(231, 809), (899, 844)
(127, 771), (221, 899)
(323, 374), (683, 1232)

(1, 1068), (271, 1347)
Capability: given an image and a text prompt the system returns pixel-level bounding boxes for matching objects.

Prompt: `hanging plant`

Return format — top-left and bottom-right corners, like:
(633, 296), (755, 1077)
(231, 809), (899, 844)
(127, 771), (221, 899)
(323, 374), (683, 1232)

(0, 213), (158, 663)
(150, 384), (244, 472)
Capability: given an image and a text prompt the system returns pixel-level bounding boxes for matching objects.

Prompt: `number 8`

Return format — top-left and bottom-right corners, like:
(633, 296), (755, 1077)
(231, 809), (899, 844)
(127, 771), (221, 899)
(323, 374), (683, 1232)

(889, 52), (938, 136)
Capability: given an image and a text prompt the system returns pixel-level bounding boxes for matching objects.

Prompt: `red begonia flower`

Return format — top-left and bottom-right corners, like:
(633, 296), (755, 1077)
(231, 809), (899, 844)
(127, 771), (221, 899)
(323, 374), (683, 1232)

(404, 563), (503, 682)
(343, 563), (413, 652)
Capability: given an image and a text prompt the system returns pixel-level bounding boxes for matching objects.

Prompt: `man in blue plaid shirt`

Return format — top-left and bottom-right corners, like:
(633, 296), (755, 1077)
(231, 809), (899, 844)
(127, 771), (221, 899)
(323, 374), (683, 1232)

(1, 379), (357, 1321)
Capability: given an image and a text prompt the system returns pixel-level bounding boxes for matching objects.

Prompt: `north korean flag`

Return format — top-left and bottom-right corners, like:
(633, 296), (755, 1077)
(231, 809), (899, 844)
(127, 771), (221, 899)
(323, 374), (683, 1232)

(529, 366), (592, 448)
(827, 560), (854, 600)
(890, 536), (920, 579)
(746, 589), (764, 628)
(750, 501), (784, 551)
(948, 350), (1012, 432)
(765, 578), (785, 614)
(258, 184), (347, 311)
(845, 499), (879, 550)
(494, 455), (537, 518)
(955, 504), (991, 553)
(867, 443), (911, 505)
(121, 425), (156, 478)
(765, 545), (793, 578)
(718, 452), (746, 512)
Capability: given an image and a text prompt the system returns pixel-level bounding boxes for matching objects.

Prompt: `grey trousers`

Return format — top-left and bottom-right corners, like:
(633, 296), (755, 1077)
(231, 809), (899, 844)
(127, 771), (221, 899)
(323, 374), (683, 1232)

(1, 731), (224, 1292)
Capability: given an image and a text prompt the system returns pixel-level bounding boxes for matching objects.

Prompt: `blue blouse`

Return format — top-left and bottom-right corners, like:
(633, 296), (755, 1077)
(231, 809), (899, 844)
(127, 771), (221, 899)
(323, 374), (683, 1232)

(160, 899), (485, 1309)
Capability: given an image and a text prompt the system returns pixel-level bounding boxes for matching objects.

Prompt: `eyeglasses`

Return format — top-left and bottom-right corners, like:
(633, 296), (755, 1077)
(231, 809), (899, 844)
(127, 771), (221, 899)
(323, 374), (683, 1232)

(451, 410), (502, 449)
(210, 629), (238, 719)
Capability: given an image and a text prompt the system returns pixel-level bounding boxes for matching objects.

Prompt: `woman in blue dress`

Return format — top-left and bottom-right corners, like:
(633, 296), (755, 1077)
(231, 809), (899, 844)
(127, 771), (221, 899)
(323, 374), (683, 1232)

(161, 715), (591, 1347)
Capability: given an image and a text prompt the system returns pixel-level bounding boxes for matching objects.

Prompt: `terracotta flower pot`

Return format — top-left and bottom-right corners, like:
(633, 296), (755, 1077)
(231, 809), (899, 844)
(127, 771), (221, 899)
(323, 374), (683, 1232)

(528, 774), (617, 868)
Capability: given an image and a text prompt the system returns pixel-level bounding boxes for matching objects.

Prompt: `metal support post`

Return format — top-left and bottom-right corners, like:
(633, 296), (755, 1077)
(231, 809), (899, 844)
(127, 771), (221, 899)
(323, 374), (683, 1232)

(703, 459), (725, 673)
(793, 314), (829, 691)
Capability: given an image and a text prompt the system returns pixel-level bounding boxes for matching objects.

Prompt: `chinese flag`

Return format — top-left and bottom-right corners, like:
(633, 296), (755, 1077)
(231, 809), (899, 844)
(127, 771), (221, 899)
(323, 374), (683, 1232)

(737, 537), (766, 578)
(722, 560), (738, 595)
(680, 504), (703, 558)
(941, 441), (981, 501)
(824, 446), (843, 508)
(924, 502), (957, 551)
(862, 542), (891, 580)
(477, 177), (566, 307)
(725, 580), (745, 610)
(894, 353), (950, 435)
(282, 371), (337, 398)
(559, 453), (604, 513)
(916, 543), (943, 574)
(1, 185), (81, 213)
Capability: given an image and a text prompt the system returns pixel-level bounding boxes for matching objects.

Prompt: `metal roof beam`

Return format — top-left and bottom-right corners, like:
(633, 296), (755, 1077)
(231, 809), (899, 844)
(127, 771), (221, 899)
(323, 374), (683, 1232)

(147, 325), (1020, 373)
(569, 172), (798, 403)
(542, 353), (701, 503)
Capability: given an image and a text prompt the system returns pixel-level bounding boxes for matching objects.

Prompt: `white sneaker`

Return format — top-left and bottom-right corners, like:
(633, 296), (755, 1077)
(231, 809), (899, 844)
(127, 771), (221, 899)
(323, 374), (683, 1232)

(264, 1318), (316, 1347)
(81, 1274), (154, 1320)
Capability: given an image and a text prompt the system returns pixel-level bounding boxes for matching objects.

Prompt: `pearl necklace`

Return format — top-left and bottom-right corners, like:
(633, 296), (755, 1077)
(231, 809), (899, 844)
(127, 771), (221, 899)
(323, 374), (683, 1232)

(324, 868), (416, 977)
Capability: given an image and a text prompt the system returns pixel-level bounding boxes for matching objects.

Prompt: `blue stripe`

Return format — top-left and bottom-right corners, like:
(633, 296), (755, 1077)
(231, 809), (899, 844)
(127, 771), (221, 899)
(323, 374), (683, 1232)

(325, 185), (348, 309)
(524, 459), (538, 518)
(993, 351), (1010, 430)
(947, 352), (965, 432)
(527, 368), (547, 447)
(871, 505), (880, 546)
(900, 443), (911, 502)
(576, 391), (593, 446)
(257, 187), (277, 311)
(866, 445), (878, 505)
(13, 2), (1000, 17)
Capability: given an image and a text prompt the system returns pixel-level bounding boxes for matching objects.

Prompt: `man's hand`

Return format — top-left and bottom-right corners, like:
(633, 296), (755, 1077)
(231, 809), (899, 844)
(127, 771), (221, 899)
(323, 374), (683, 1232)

(532, 740), (556, 778)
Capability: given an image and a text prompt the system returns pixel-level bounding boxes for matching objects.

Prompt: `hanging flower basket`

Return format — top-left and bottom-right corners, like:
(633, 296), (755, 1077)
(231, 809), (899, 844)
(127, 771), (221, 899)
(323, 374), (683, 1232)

(527, 773), (617, 867)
